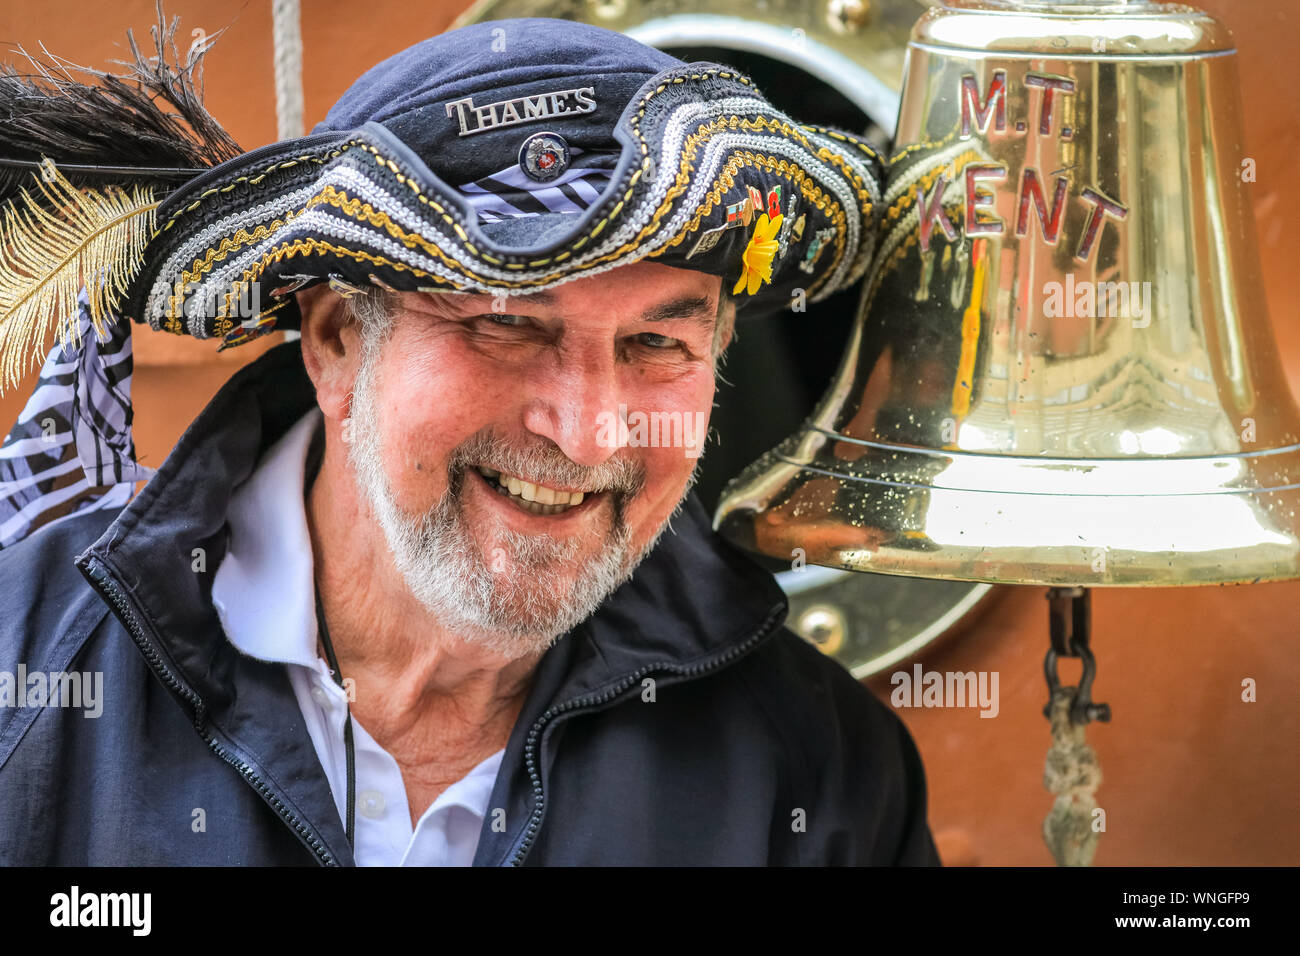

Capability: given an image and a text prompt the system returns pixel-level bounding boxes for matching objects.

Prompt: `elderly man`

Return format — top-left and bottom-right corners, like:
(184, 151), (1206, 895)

(0, 16), (939, 865)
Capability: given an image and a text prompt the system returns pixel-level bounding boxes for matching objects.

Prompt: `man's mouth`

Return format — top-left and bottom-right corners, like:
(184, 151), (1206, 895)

(473, 465), (598, 516)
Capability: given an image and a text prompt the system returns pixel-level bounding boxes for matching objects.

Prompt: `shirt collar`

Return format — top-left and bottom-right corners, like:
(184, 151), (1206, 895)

(212, 406), (324, 669)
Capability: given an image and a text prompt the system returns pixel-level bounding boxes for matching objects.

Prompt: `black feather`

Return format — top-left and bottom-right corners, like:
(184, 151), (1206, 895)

(0, 0), (242, 213)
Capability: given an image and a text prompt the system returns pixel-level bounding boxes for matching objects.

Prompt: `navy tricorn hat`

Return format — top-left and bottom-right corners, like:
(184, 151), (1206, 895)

(0, 14), (883, 551)
(118, 17), (885, 346)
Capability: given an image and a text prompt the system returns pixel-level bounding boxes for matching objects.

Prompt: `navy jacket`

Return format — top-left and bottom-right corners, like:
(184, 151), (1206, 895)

(0, 341), (940, 866)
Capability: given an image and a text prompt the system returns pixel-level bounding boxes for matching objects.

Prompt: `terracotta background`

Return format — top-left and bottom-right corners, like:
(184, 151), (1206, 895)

(1, 0), (1295, 865)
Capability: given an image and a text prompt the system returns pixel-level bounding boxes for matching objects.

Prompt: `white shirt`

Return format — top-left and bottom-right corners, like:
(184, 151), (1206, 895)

(212, 407), (504, 866)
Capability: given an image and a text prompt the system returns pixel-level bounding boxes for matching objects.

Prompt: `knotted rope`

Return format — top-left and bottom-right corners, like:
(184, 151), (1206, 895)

(1042, 686), (1103, 866)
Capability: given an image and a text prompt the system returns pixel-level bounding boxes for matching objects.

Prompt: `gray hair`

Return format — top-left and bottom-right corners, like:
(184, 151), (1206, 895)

(711, 287), (736, 364)
(345, 286), (397, 362)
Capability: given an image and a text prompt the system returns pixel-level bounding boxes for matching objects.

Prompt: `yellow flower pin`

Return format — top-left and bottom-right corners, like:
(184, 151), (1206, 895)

(732, 212), (783, 296)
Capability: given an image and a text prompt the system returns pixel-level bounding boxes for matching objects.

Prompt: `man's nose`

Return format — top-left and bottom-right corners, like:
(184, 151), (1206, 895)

(521, 353), (627, 467)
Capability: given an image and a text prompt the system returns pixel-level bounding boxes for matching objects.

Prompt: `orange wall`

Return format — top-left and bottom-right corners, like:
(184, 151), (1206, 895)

(0, 0), (1296, 865)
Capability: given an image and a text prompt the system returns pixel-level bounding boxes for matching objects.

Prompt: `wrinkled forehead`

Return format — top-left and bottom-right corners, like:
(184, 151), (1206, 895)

(400, 265), (727, 318)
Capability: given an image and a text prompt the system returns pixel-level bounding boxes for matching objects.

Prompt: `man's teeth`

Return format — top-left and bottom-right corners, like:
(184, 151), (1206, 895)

(475, 466), (586, 515)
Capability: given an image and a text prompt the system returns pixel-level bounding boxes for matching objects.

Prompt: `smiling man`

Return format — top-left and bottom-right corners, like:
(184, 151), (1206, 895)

(315, 271), (730, 662)
(0, 16), (940, 866)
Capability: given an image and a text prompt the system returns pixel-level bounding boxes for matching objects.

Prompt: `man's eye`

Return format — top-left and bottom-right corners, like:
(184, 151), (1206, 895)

(633, 332), (680, 349)
(481, 313), (530, 327)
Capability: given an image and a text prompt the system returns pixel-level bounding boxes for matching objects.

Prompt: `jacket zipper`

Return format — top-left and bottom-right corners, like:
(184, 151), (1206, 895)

(506, 602), (787, 866)
(81, 557), (342, 867)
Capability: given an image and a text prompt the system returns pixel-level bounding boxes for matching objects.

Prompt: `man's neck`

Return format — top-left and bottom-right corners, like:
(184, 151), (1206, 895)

(303, 422), (540, 786)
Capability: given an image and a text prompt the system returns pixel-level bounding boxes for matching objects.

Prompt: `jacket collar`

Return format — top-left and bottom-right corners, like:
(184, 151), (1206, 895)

(80, 339), (788, 726)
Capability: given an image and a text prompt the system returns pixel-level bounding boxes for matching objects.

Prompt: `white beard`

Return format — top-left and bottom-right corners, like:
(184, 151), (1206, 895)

(344, 342), (695, 659)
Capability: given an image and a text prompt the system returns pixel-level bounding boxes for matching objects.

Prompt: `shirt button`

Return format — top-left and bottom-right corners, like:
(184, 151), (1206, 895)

(359, 790), (386, 819)
(309, 682), (332, 709)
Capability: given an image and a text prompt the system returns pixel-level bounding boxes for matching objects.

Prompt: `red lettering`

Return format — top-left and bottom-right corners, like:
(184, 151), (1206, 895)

(1016, 169), (1069, 243)
(917, 174), (960, 252)
(961, 71), (1007, 137)
(1075, 187), (1128, 262)
(1024, 74), (1075, 136)
(965, 164), (1007, 236)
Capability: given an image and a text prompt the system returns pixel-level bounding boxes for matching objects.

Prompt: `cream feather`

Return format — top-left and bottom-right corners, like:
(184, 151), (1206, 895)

(0, 161), (157, 393)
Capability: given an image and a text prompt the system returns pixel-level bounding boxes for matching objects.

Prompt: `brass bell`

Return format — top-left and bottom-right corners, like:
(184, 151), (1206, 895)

(716, 0), (1300, 587)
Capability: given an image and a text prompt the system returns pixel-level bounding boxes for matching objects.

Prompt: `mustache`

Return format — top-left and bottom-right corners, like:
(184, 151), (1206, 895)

(446, 429), (647, 499)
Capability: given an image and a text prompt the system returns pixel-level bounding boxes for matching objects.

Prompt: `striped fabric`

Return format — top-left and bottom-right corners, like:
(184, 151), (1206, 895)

(0, 289), (154, 551)
(455, 146), (617, 223)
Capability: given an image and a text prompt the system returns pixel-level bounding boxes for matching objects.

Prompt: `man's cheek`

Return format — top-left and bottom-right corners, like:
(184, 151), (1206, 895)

(391, 336), (499, 421)
(638, 448), (698, 508)
(382, 427), (452, 505)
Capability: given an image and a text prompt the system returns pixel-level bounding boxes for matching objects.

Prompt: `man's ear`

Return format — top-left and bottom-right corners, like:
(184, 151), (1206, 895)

(297, 282), (361, 421)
